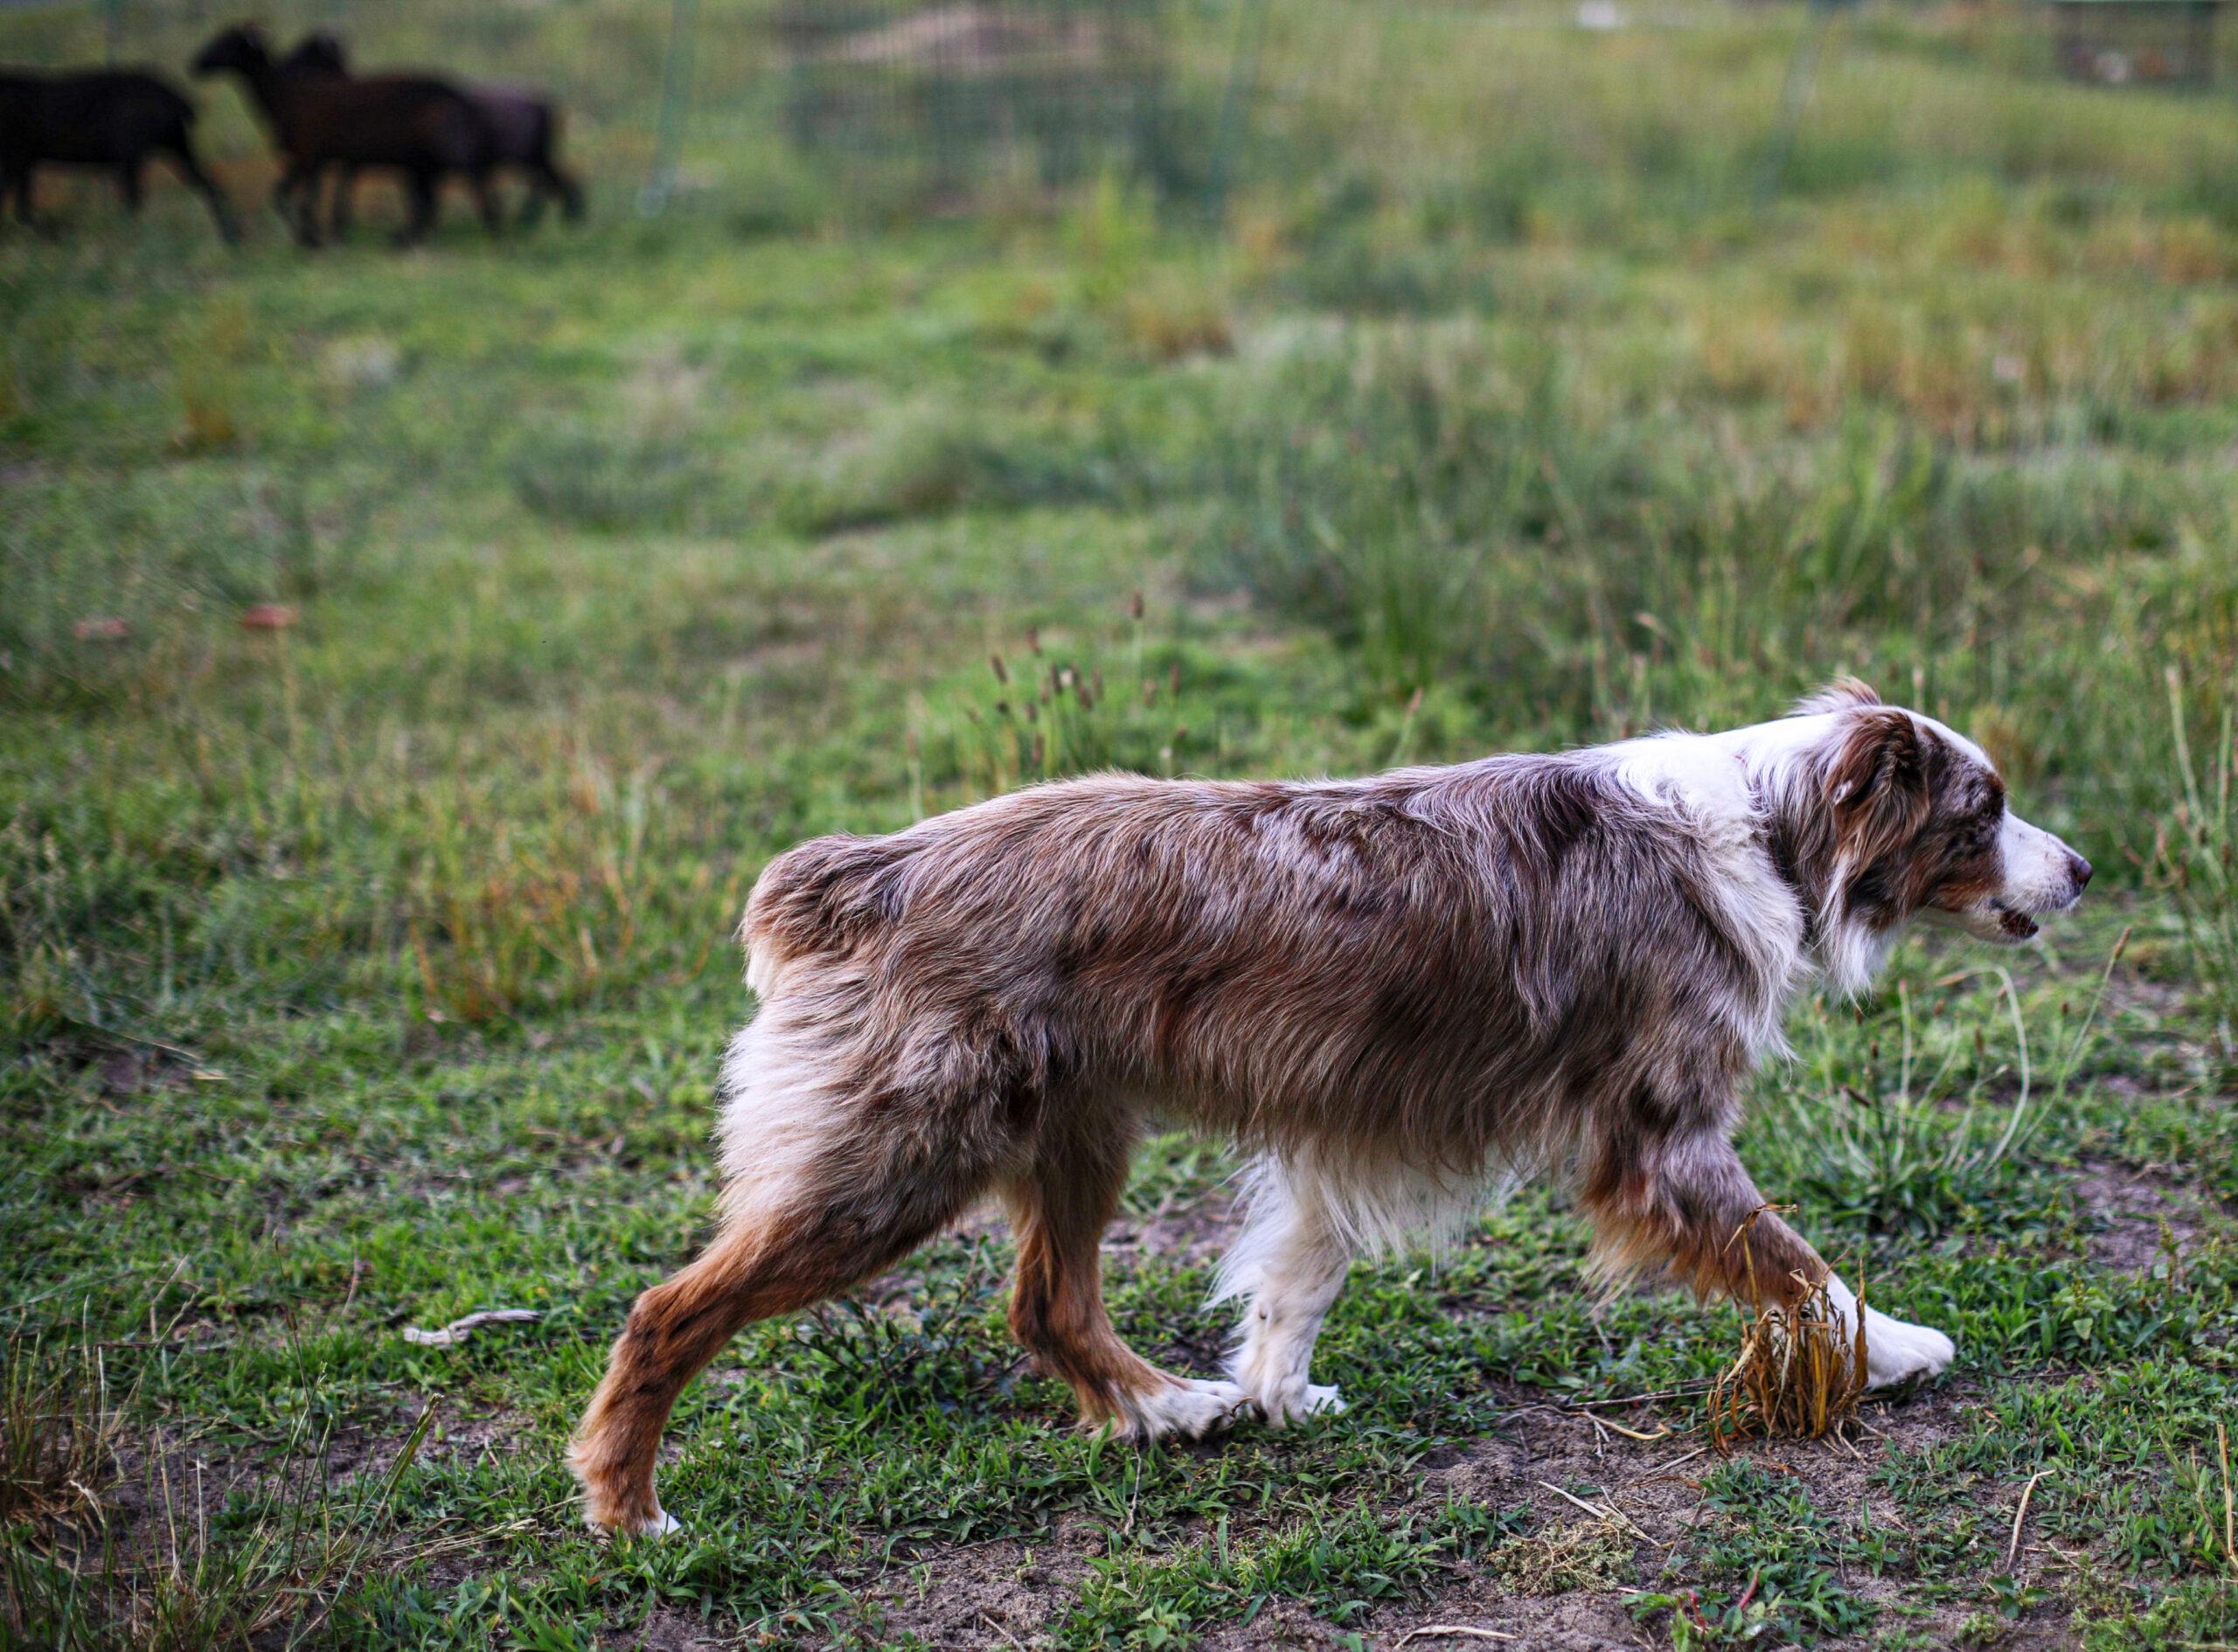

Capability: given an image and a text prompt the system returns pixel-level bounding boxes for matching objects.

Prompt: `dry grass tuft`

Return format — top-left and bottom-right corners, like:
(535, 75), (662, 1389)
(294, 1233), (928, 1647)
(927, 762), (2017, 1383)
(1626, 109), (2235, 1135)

(1707, 1209), (1867, 1448)
(3, 1376), (440, 1650)
(1490, 1518), (1635, 1595)
(0, 1336), (116, 1533)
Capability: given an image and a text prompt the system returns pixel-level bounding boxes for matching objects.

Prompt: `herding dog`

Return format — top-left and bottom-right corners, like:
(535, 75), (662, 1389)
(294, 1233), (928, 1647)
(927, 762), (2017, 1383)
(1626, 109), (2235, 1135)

(571, 680), (2090, 1535)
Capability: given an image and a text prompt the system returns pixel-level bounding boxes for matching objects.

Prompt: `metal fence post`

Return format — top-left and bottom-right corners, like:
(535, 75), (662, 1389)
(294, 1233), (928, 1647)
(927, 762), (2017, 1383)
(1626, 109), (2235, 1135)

(1205, 0), (1269, 224)
(1757, 0), (1852, 206)
(639, 0), (700, 218)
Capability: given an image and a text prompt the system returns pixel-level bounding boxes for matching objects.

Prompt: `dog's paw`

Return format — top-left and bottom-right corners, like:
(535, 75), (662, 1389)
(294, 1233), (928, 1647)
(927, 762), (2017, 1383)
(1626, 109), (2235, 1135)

(1254, 1382), (1348, 1426)
(1863, 1309), (1956, 1389)
(585, 1503), (682, 1539)
(1125, 1378), (1252, 1440)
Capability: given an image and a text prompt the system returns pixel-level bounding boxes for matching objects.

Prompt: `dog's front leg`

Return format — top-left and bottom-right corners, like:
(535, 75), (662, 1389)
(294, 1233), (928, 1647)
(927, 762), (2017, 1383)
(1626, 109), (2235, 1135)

(1822, 1274), (1956, 1388)
(1581, 1127), (1954, 1389)
(1219, 1163), (1353, 1426)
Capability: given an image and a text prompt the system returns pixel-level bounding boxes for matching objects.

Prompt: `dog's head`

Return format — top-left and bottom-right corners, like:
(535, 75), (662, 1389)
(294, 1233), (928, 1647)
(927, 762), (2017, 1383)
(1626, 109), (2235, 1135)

(1780, 678), (2089, 974)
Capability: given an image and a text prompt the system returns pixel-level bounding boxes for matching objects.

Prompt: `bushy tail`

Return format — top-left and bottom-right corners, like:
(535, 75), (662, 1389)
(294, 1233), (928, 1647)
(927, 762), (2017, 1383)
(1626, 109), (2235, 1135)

(742, 832), (920, 998)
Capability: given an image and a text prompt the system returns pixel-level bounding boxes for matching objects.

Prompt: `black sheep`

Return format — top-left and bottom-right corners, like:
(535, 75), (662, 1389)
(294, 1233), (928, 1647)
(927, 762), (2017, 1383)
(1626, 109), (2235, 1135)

(285, 32), (583, 235)
(0, 67), (239, 241)
(191, 23), (498, 248)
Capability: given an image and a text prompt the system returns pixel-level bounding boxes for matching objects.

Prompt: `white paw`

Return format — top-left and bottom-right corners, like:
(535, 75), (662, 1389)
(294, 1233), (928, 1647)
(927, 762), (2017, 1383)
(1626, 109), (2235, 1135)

(1251, 1381), (1348, 1426)
(1121, 1378), (1252, 1440)
(591, 1505), (682, 1538)
(1824, 1276), (1955, 1390)
(1863, 1310), (1956, 1389)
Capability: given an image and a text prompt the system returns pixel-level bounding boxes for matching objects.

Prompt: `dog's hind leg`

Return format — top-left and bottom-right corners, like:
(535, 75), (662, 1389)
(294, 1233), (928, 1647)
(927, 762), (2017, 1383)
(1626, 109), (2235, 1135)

(570, 1010), (997, 1536)
(1216, 1161), (1354, 1426)
(1003, 1113), (1248, 1441)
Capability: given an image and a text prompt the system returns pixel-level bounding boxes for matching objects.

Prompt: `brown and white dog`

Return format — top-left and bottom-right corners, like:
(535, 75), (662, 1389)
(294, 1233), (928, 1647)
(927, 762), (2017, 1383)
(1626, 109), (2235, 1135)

(570, 680), (2089, 1535)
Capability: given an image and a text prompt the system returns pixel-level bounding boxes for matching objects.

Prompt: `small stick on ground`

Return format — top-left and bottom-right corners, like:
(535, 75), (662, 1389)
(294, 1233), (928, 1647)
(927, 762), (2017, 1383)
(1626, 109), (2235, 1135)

(400, 1308), (539, 1346)
(1537, 1478), (1649, 1538)
(1593, 1416), (1670, 1443)
(979, 1610), (1028, 1652)
(1566, 1385), (1716, 1410)
(1639, 1445), (1710, 1477)
(2007, 1468), (2052, 1568)
(1394, 1628), (1520, 1646)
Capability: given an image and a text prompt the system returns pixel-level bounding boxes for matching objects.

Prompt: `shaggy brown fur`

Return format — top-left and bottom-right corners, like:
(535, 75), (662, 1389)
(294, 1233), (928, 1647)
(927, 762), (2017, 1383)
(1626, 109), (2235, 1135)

(570, 686), (2087, 1534)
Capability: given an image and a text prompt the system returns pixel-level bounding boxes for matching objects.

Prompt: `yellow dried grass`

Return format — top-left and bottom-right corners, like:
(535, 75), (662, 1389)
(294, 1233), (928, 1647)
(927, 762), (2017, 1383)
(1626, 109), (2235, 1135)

(0, 1334), (115, 1531)
(1707, 1205), (1867, 1449)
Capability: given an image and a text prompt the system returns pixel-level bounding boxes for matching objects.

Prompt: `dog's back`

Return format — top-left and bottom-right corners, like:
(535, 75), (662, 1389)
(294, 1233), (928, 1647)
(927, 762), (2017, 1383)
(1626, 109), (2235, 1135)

(736, 761), (1771, 1171)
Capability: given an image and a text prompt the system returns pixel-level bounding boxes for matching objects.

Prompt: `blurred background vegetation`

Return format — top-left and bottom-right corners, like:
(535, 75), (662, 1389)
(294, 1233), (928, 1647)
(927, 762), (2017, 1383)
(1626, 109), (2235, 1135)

(10, 0), (2238, 1031)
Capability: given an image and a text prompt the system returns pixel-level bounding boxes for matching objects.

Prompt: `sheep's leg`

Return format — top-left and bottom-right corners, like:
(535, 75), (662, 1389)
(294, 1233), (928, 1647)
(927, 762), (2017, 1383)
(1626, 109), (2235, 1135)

(329, 167), (355, 242)
(3, 163), (31, 230)
(20, 165), (58, 238)
(518, 169), (549, 231)
(114, 159), (144, 214)
(163, 143), (239, 244)
(523, 161), (581, 227)
(396, 169), (438, 247)
(275, 164), (319, 248)
(470, 170), (502, 238)
(297, 170), (325, 248)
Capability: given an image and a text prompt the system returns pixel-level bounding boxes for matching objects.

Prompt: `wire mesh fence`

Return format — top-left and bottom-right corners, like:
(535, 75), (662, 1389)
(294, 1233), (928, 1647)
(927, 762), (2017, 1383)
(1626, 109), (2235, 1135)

(0, 0), (1250, 218)
(7, 0), (2238, 230)
(2051, 0), (2223, 86)
(772, 1), (1171, 198)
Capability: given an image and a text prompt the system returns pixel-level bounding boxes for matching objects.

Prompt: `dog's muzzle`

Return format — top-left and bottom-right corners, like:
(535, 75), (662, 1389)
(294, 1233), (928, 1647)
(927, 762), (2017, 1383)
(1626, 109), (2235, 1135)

(1987, 847), (2090, 940)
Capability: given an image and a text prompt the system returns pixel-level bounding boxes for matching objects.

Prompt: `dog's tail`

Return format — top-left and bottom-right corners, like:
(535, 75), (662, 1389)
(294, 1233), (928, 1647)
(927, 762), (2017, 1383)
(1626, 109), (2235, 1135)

(741, 830), (921, 999)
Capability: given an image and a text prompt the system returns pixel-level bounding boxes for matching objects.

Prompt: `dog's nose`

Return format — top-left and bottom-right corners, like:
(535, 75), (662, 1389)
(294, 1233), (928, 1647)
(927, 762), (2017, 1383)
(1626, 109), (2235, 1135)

(2068, 851), (2093, 890)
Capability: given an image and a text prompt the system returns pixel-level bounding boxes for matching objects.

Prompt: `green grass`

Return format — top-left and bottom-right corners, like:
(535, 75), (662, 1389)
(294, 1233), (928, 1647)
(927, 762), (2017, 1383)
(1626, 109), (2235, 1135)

(8, 0), (2238, 1644)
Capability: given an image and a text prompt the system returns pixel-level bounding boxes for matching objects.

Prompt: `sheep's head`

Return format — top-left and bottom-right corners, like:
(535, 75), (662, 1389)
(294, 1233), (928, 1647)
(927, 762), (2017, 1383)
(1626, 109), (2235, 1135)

(280, 30), (350, 74)
(191, 24), (272, 77)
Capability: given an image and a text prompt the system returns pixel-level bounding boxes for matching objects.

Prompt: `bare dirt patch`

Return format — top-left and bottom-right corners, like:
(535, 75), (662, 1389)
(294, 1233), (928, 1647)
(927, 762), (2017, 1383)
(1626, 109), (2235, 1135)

(2073, 1156), (2222, 1273)
(1105, 1183), (1246, 1270)
(858, 1531), (1097, 1649)
(1348, 1382), (2087, 1652)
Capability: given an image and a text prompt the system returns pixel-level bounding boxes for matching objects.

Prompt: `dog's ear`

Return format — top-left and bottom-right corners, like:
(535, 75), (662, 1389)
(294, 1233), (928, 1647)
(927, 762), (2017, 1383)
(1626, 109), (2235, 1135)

(1826, 707), (1929, 866)
(1794, 677), (1882, 717)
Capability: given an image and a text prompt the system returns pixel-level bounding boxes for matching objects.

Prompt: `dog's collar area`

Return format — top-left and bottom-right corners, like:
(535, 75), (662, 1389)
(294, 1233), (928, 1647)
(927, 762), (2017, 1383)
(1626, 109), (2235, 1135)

(1755, 799), (1821, 949)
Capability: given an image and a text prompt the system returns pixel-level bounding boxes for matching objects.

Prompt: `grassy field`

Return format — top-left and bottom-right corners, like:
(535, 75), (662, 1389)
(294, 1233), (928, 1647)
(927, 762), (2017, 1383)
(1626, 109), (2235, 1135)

(10, 0), (2238, 1646)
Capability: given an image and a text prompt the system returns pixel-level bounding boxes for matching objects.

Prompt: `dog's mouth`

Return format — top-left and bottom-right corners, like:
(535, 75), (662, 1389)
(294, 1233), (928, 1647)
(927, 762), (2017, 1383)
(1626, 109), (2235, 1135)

(1931, 899), (2045, 944)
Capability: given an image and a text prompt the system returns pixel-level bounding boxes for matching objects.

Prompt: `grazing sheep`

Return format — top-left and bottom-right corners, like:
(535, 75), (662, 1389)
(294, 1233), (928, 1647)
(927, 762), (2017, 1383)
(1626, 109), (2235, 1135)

(191, 23), (498, 248)
(0, 67), (239, 241)
(285, 32), (583, 235)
